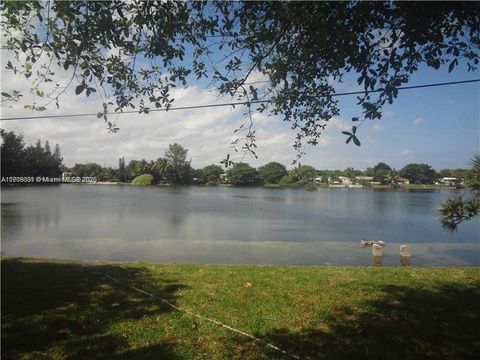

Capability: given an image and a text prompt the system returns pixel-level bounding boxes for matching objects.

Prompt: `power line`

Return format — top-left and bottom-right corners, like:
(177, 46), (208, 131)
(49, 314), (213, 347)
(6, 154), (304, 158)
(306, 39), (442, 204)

(1, 100), (271, 121)
(1, 79), (478, 121)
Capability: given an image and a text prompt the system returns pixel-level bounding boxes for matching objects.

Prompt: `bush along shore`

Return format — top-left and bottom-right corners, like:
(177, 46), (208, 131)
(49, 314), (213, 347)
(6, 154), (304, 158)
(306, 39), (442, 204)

(2, 131), (473, 189)
(2, 257), (479, 360)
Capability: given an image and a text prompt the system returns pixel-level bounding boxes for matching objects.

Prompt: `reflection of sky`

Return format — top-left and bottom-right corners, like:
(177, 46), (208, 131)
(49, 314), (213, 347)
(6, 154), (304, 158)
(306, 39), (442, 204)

(1, 185), (479, 266)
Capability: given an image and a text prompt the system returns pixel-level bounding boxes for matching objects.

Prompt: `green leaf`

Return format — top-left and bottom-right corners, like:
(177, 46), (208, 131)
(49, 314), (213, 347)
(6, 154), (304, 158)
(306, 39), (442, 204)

(346, 136), (352, 144)
(1, 92), (11, 98)
(97, 112), (103, 118)
(342, 131), (352, 136)
(448, 59), (457, 73)
(75, 85), (85, 95)
(352, 135), (361, 146)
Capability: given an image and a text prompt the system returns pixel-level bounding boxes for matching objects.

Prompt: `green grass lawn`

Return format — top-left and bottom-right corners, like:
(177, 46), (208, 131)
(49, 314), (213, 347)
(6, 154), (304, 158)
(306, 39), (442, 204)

(2, 258), (479, 360)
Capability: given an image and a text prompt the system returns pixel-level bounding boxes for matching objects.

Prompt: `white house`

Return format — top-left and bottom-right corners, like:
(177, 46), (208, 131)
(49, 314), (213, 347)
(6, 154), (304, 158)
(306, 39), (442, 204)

(437, 177), (463, 186)
(356, 176), (374, 181)
(338, 176), (352, 185)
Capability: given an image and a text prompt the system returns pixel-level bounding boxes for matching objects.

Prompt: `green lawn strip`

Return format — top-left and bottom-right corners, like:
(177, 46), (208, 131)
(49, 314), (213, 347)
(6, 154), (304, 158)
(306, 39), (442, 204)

(2, 258), (479, 360)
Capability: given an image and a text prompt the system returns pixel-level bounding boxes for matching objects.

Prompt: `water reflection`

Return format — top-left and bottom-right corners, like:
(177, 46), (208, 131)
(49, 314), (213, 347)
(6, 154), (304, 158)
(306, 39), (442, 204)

(372, 256), (384, 267)
(400, 256), (411, 266)
(1, 185), (478, 265)
(166, 214), (185, 231)
(33, 205), (60, 229)
(1, 202), (22, 241)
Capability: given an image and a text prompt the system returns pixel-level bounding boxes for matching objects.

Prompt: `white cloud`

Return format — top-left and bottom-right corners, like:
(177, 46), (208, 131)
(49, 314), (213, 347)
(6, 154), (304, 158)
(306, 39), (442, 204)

(401, 149), (414, 156)
(413, 117), (426, 125)
(326, 116), (351, 131)
(251, 112), (275, 126)
(245, 69), (269, 85)
(370, 124), (384, 132)
(1, 70), (303, 168)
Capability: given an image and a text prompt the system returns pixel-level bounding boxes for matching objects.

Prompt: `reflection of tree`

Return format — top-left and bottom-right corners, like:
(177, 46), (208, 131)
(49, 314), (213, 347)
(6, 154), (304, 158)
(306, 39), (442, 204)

(167, 214), (186, 232)
(371, 190), (388, 214)
(1, 202), (23, 247)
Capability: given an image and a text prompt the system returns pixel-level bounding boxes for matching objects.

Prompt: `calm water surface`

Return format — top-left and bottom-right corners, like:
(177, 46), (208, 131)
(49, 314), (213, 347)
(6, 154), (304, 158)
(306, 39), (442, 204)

(1, 185), (479, 266)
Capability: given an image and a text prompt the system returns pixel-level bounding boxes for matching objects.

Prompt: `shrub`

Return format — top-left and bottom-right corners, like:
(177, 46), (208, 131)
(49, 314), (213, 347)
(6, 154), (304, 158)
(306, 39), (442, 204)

(131, 174), (153, 186)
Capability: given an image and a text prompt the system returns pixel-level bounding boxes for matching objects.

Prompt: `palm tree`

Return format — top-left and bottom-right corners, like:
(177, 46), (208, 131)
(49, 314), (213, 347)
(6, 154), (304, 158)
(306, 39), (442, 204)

(438, 154), (480, 231)
(386, 170), (398, 188)
(156, 158), (171, 183)
(468, 154), (480, 191)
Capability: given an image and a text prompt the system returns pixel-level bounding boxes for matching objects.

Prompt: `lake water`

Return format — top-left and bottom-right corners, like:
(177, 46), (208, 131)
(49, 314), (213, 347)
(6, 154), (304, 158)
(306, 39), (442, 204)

(1, 185), (479, 266)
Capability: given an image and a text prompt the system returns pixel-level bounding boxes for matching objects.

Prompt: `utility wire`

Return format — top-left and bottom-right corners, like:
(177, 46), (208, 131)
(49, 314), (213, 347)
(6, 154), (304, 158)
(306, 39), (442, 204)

(1, 79), (478, 121)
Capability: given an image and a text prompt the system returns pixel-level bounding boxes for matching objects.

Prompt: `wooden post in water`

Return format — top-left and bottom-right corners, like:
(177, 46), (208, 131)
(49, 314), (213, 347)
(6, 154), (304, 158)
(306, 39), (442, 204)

(400, 245), (411, 266)
(372, 244), (384, 266)
(372, 254), (383, 267)
(372, 243), (383, 256)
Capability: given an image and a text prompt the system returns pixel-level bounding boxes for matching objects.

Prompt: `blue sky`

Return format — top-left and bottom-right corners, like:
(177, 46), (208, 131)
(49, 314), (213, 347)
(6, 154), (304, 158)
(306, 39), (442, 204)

(1, 45), (479, 171)
(303, 64), (480, 171)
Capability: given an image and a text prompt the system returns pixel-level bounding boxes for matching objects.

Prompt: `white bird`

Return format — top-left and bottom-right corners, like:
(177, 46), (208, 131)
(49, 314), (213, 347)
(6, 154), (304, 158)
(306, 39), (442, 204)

(360, 239), (385, 247)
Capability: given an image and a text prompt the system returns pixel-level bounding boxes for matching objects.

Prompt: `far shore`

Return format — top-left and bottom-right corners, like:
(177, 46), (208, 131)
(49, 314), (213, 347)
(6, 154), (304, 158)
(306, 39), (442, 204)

(2, 181), (464, 191)
(83, 181), (465, 191)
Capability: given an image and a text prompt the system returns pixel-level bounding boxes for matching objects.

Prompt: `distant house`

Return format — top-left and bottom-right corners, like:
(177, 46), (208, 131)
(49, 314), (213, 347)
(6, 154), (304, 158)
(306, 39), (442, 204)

(355, 176), (374, 184)
(356, 176), (373, 181)
(338, 176), (352, 185)
(314, 177), (323, 184)
(437, 177), (462, 186)
(219, 173), (228, 183)
(395, 177), (410, 185)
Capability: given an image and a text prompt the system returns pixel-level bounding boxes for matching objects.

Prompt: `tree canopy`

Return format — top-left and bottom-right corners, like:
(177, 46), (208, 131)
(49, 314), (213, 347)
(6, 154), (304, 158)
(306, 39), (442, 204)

(2, 1), (479, 161)
(400, 163), (437, 184)
(199, 164), (224, 184)
(1, 130), (63, 178)
(71, 162), (103, 178)
(372, 162), (392, 183)
(226, 163), (261, 186)
(282, 165), (318, 184)
(163, 143), (194, 184)
(258, 162), (287, 184)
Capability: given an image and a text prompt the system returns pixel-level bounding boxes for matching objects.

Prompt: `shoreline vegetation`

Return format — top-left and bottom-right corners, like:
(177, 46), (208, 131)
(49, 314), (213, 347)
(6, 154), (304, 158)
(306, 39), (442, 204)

(1, 131), (474, 191)
(1, 180), (465, 192)
(51, 181), (466, 191)
(2, 257), (479, 360)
